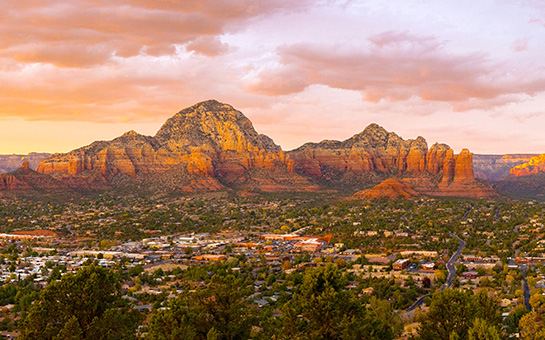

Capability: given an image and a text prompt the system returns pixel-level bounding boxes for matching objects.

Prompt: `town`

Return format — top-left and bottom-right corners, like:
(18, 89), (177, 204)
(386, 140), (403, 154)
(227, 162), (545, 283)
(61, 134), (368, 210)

(0, 194), (544, 338)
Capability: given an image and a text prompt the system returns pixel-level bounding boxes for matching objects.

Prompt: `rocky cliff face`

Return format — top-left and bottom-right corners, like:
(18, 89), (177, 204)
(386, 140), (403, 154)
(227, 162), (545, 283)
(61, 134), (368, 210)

(509, 154), (545, 177)
(473, 154), (538, 180)
(289, 124), (493, 198)
(0, 162), (74, 197)
(289, 124), (431, 177)
(37, 100), (309, 193)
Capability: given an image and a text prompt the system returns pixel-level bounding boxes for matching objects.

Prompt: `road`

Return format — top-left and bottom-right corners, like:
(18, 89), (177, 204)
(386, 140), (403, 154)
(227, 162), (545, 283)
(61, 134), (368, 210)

(460, 207), (473, 222)
(520, 264), (532, 311)
(443, 234), (466, 289)
(405, 233), (465, 311)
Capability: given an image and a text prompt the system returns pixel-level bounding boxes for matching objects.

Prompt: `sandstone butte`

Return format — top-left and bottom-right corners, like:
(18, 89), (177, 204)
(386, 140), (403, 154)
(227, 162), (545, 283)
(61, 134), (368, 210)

(37, 100), (315, 193)
(288, 124), (496, 199)
(26, 99), (494, 198)
(510, 153), (545, 177)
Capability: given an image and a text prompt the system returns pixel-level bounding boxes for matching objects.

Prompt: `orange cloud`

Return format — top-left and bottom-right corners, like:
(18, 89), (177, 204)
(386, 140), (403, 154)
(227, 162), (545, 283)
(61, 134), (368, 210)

(185, 36), (232, 57)
(0, 0), (317, 123)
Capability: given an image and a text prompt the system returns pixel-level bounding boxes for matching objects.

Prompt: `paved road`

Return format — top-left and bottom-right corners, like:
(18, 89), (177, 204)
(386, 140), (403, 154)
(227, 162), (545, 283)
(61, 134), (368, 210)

(406, 294), (428, 312)
(443, 234), (466, 289)
(520, 264), (532, 311)
(460, 207), (473, 222)
(405, 233), (465, 311)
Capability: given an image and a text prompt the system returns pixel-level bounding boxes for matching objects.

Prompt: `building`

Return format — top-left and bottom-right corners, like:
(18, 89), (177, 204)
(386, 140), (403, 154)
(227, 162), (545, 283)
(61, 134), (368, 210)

(393, 259), (410, 270)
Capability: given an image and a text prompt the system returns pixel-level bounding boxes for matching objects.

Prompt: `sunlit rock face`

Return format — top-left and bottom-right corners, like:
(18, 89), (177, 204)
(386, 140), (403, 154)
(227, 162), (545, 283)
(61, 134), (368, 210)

(510, 154), (545, 177)
(37, 100), (310, 193)
(289, 125), (495, 198)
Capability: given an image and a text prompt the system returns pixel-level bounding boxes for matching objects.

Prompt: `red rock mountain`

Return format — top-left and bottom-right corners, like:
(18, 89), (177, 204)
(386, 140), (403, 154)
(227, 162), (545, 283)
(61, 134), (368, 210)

(510, 154), (545, 177)
(37, 100), (313, 193)
(0, 161), (75, 197)
(288, 124), (495, 198)
(19, 100), (494, 198)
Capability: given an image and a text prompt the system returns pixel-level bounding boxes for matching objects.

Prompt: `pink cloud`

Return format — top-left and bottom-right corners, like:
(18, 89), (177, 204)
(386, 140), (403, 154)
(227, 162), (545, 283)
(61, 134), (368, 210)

(246, 32), (545, 110)
(245, 66), (307, 96)
(0, 0), (314, 67)
(512, 38), (529, 51)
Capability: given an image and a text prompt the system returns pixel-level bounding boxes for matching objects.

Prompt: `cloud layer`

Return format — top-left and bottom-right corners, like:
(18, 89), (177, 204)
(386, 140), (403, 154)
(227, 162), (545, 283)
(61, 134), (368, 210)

(2, 0), (545, 154)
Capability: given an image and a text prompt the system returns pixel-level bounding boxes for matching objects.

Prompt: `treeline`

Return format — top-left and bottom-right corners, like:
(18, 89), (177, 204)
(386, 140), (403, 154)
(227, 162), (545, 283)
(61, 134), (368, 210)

(13, 264), (544, 340)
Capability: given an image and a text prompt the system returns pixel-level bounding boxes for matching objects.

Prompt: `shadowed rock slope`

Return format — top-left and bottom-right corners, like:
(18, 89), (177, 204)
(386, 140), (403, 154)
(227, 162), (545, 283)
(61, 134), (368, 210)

(0, 161), (76, 198)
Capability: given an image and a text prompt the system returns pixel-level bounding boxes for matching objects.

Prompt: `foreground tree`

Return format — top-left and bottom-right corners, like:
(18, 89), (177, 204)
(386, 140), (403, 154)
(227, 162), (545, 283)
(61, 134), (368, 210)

(468, 318), (501, 340)
(275, 264), (400, 340)
(147, 274), (255, 340)
(417, 289), (502, 340)
(519, 311), (545, 340)
(19, 264), (142, 340)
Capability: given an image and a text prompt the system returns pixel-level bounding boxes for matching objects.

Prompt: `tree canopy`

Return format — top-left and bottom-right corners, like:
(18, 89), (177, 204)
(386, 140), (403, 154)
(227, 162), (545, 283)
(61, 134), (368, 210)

(19, 264), (142, 340)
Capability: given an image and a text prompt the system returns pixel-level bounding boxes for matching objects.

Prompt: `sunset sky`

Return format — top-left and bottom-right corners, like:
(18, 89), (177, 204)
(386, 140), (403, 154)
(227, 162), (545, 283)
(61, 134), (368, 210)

(1, 0), (545, 154)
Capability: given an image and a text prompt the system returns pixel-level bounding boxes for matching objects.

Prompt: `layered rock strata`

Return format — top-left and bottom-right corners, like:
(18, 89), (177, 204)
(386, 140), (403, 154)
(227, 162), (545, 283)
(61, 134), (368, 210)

(510, 154), (545, 177)
(0, 162), (74, 196)
(37, 100), (311, 192)
(289, 124), (494, 198)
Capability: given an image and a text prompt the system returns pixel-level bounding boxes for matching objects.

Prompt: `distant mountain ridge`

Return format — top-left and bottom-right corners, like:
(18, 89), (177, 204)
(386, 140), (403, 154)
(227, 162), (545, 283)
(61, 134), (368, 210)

(1, 100), (495, 198)
(473, 154), (538, 180)
(0, 153), (50, 174)
(510, 153), (545, 177)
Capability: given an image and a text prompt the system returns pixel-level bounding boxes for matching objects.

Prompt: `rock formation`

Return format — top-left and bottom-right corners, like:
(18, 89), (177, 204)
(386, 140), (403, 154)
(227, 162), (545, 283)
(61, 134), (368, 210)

(0, 162), (74, 196)
(16, 100), (494, 198)
(510, 154), (545, 177)
(288, 124), (431, 178)
(289, 124), (494, 198)
(37, 100), (313, 193)
(473, 154), (538, 180)
(352, 178), (419, 199)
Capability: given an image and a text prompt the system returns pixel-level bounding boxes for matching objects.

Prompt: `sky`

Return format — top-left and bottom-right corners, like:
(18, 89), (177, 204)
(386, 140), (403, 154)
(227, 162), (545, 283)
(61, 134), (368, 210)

(1, 0), (545, 155)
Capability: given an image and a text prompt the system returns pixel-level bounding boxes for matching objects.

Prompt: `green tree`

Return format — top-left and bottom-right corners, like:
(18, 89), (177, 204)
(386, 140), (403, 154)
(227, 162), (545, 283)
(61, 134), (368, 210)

(19, 264), (142, 340)
(277, 264), (398, 340)
(417, 289), (500, 340)
(468, 318), (500, 340)
(519, 312), (545, 340)
(55, 316), (83, 340)
(147, 274), (254, 340)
